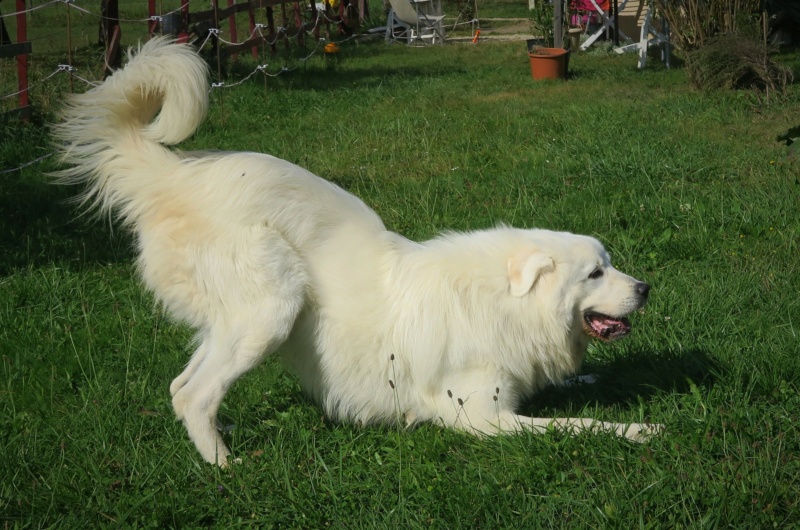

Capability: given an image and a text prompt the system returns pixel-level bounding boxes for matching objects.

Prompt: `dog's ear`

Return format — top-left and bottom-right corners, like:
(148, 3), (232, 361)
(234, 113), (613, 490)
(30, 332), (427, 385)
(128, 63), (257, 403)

(508, 250), (555, 297)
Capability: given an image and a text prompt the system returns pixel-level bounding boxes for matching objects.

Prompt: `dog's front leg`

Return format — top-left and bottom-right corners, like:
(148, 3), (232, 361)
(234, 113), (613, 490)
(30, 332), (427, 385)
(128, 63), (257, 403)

(497, 412), (663, 442)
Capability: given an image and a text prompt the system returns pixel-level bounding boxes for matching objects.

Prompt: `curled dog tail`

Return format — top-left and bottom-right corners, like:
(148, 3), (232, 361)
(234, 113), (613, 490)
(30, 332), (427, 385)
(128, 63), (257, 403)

(52, 37), (209, 220)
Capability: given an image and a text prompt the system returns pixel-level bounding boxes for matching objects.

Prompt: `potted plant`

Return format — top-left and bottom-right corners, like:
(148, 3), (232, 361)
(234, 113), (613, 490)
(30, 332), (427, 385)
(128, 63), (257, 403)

(528, 1), (568, 80)
(528, 1), (555, 51)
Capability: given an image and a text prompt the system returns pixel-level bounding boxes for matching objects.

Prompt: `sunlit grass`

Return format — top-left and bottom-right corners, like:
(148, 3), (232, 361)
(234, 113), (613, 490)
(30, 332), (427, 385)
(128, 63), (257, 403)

(2, 33), (800, 528)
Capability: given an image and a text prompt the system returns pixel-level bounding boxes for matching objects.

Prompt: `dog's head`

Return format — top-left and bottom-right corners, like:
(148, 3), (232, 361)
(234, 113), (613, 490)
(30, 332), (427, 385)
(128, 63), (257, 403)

(508, 231), (650, 342)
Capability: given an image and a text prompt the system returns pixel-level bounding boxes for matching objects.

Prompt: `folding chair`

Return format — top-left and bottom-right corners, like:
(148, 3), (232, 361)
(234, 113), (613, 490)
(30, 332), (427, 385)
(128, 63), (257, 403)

(385, 0), (445, 44)
(613, 0), (670, 69)
(574, 0), (632, 50)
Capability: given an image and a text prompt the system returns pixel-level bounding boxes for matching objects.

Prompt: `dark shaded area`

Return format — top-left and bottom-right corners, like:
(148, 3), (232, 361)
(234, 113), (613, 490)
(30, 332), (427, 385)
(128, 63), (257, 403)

(220, 40), (466, 92)
(766, 0), (800, 46)
(521, 348), (719, 416)
(776, 125), (800, 161)
(0, 176), (134, 274)
(0, 124), (134, 274)
(776, 125), (800, 145)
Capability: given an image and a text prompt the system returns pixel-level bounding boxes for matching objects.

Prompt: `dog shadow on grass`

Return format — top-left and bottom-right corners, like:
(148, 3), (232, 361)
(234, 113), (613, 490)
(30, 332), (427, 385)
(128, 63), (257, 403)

(521, 348), (719, 416)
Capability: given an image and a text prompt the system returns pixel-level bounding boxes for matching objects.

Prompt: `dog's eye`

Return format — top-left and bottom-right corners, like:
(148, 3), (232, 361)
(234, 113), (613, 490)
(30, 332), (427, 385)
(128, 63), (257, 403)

(588, 269), (604, 279)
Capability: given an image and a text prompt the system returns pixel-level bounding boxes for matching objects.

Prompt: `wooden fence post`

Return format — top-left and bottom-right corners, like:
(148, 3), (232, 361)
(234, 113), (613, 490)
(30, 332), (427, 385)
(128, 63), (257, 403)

(148, 0), (157, 36)
(15, 0), (29, 119)
(227, 0), (239, 60)
(553, 0), (563, 49)
(0, 0), (31, 120)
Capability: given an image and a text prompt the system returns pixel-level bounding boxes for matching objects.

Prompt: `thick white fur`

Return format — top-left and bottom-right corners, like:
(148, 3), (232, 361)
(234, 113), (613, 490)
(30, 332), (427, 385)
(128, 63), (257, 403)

(55, 38), (660, 466)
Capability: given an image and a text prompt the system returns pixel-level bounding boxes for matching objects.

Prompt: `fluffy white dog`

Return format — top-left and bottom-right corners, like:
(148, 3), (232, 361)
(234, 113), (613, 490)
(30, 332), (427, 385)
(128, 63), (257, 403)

(55, 38), (660, 466)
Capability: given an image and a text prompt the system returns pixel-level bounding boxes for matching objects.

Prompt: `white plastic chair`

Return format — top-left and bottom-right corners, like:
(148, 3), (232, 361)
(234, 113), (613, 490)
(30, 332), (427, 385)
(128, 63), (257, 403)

(385, 0), (445, 45)
(612, 1), (670, 69)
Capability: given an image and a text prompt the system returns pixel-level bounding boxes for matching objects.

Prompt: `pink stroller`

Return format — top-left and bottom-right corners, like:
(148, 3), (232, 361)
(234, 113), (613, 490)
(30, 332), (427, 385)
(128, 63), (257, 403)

(570, 0), (610, 29)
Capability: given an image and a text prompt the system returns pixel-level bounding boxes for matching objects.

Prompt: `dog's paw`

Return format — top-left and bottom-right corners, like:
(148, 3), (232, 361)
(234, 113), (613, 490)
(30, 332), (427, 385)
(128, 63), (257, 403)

(217, 455), (243, 469)
(623, 422), (664, 443)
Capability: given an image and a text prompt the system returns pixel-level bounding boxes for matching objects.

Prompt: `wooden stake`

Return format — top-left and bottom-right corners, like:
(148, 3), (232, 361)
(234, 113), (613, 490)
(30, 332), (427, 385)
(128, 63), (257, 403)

(553, 0), (563, 49)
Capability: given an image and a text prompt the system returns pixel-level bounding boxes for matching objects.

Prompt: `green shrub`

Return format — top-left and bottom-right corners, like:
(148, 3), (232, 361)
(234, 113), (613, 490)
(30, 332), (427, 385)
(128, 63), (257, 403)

(685, 33), (793, 95)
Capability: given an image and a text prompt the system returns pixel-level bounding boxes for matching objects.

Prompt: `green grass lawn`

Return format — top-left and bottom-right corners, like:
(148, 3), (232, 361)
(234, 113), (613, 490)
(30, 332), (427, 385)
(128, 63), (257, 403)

(2, 21), (800, 529)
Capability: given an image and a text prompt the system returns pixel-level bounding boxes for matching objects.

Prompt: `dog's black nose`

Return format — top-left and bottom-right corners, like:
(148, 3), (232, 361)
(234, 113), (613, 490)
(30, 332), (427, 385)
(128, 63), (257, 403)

(635, 282), (651, 298)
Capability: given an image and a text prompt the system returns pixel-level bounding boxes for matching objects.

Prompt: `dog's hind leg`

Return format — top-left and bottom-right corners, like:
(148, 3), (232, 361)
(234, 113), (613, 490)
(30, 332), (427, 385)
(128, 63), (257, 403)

(169, 338), (208, 397)
(170, 340), (239, 434)
(170, 339), (233, 433)
(170, 229), (307, 466)
(171, 292), (303, 466)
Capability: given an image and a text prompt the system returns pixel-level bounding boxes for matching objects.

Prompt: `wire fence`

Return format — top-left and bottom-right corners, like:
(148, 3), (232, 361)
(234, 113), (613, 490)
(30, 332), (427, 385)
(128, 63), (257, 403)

(0, 0), (489, 174)
(0, 0), (374, 173)
(0, 0), (374, 101)
(0, 0), (481, 108)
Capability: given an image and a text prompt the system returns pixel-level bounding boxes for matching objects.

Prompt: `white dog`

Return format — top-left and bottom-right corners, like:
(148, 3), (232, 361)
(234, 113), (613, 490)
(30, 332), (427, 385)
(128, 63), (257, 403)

(55, 38), (660, 466)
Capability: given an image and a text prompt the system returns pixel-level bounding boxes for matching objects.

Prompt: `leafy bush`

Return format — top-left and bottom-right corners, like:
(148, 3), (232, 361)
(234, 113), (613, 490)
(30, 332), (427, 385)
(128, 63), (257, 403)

(685, 33), (793, 95)
(530, 1), (555, 47)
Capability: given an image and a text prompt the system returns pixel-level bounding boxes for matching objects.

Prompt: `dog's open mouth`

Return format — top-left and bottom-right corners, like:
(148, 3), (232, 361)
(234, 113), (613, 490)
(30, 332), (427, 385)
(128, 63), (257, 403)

(583, 312), (632, 341)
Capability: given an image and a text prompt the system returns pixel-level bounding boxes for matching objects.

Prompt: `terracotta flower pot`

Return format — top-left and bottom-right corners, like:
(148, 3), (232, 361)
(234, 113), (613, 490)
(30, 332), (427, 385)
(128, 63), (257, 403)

(528, 47), (569, 81)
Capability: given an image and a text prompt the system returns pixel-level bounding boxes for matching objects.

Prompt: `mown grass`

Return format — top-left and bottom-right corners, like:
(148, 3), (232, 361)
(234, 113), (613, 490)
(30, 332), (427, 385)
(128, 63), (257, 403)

(2, 20), (800, 530)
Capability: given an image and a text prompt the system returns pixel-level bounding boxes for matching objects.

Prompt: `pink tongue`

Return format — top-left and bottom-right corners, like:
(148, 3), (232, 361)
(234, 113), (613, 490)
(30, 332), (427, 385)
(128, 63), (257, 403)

(591, 315), (630, 337)
(595, 316), (618, 331)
